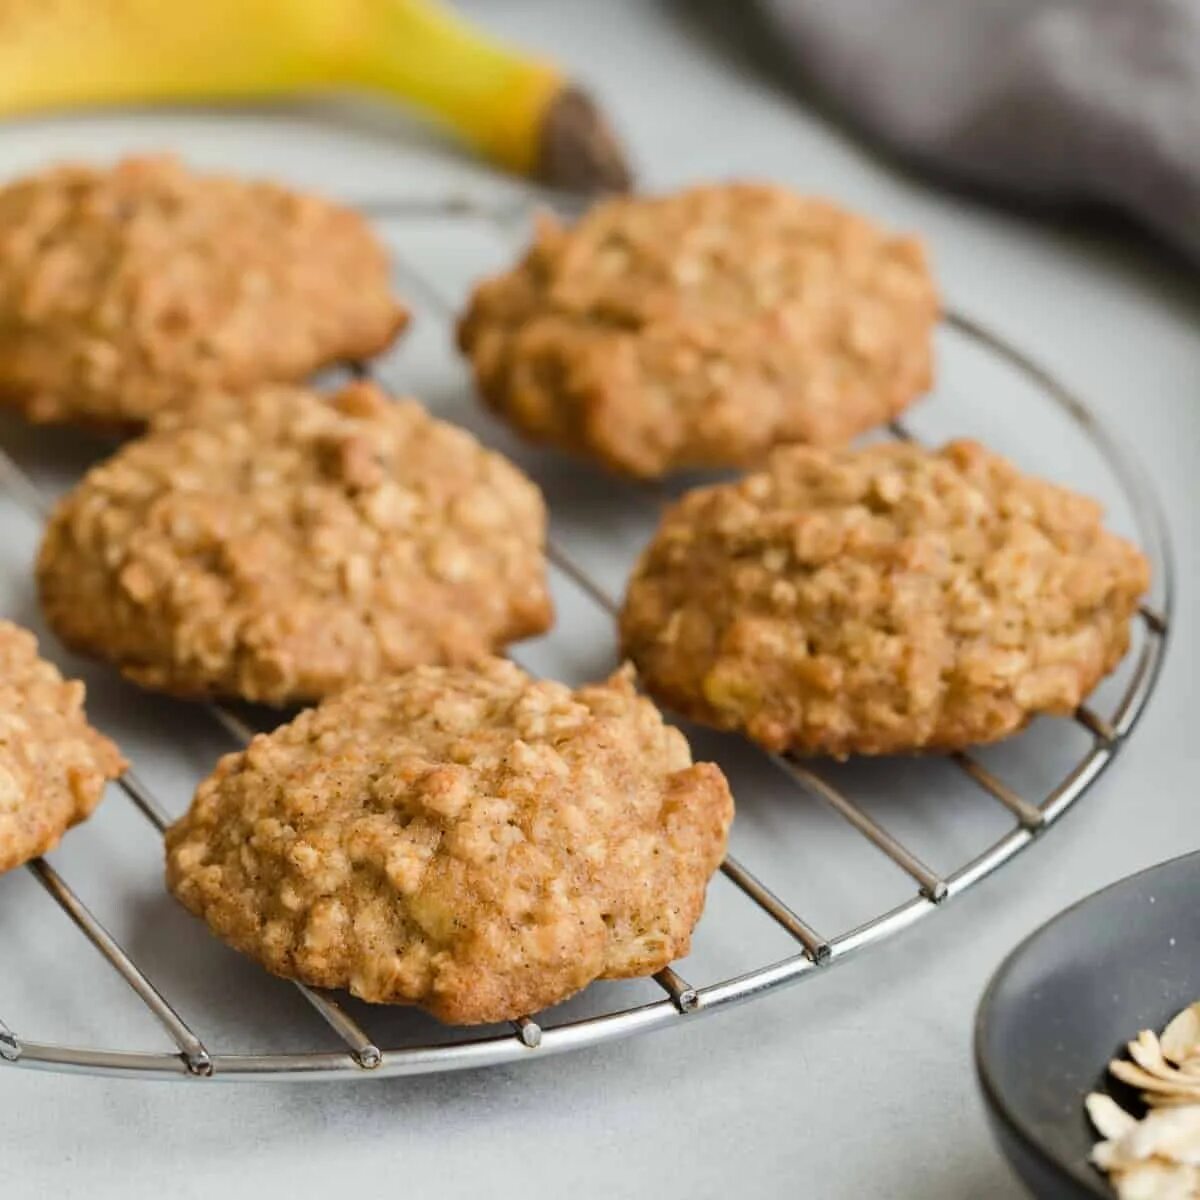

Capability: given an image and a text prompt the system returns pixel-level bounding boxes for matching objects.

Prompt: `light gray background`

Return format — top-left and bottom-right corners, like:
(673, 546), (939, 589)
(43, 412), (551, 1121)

(1, 2), (1197, 1197)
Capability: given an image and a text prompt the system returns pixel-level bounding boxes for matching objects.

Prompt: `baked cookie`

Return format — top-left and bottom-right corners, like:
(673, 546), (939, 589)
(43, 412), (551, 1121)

(458, 182), (938, 478)
(37, 381), (553, 705)
(165, 659), (733, 1024)
(0, 620), (125, 874)
(0, 155), (407, 428)
(620, 440), (1149, 756)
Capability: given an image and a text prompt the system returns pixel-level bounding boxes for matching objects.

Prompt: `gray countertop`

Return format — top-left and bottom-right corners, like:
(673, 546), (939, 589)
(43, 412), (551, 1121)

(2, 3), (1198, 1197)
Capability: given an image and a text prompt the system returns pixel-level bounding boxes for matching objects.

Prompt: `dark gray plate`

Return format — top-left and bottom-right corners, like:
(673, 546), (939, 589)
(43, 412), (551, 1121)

(975, 851), (1200, 1198)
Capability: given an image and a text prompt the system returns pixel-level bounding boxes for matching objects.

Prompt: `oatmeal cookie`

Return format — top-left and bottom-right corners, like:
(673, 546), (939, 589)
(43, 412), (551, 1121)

(620, 440), (1149, 756)
(37, 381), (553, 705)
(0, 620), (125, 874)
(0, 155), (407, 428)
(458, 182), (938, 478)
(165, 659), (733, 1023)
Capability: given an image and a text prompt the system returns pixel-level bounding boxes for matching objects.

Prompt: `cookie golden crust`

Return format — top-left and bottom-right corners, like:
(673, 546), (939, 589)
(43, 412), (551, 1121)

(458, 182), (938, 479)
(0, 620), (125, 874)
(620, 440), (1150, 756)
(37, 382), (553, 705)
(0, 156), (407, 428)
(165, 660), (733, 1024)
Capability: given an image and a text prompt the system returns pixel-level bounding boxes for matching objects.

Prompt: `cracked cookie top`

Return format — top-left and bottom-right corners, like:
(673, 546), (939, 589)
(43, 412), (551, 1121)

(620, 439), (1149, 755)
(459, 182), (937, 477)
(38, 381), (553, 704)
(0, 620), (125, 874)
(0, 155), (407, 428)
(165, 659), (733, 1024)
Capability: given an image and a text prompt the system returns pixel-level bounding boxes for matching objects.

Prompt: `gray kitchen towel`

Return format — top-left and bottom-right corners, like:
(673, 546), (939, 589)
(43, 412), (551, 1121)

(755, 0), (1200, 260)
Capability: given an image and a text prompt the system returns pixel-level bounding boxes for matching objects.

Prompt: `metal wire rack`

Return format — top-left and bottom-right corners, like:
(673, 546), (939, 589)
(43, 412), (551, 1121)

(0, 195), (1173, 1082)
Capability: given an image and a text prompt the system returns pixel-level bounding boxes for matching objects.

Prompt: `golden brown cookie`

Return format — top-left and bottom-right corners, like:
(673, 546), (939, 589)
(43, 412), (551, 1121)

(165, 659), (733, 1024)
(620, 440), (1149, 756)
(0, 155), (407, 429)
(0, 620), (125, 874)
(458, 182), (938, 478)
(37, 381), (553, 705)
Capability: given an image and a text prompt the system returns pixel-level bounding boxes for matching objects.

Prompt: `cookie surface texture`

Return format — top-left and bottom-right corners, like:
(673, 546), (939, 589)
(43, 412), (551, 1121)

(0, 155), (407, 427)
(619, 440), (1150, 755)
(165, 660), (734, 1023)
(0, 620), (125, 874)
(458, 182), (938, 477)
(37, 382), (553, 704)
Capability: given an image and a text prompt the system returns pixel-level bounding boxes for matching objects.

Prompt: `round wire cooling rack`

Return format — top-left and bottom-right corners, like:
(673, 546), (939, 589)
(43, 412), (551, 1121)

(0, 196), (1174, 1083)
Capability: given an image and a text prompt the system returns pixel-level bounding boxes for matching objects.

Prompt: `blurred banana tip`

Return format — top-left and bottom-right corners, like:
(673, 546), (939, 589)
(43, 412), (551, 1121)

(536, 86), (633, 195)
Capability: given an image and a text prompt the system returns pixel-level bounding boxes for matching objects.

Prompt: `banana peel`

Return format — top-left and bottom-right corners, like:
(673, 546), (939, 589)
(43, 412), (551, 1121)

(0, 0), (631, 193)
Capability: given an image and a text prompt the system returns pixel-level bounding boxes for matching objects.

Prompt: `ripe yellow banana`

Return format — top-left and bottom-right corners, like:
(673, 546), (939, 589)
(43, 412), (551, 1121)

(0, 0), (630, 191)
